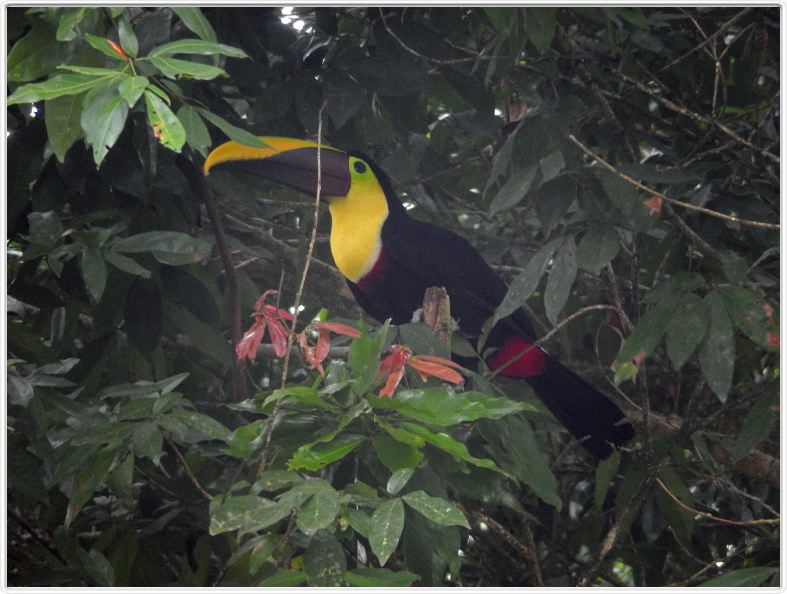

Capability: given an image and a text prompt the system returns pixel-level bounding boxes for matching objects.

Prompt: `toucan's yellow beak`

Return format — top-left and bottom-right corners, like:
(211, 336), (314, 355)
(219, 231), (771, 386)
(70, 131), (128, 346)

(203, 136), (352, 197)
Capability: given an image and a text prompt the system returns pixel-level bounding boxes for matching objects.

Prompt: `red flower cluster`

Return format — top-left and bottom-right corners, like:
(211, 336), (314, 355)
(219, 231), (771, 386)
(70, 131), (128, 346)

(376, 345), (463, 398)
(235, 290), (294, 362)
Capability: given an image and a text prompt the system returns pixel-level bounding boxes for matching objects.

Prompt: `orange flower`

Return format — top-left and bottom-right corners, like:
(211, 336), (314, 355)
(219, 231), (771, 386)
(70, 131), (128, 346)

(299, 321), (361, 375)
(108, 40), (128, 60)
(643, 195), (663, 214)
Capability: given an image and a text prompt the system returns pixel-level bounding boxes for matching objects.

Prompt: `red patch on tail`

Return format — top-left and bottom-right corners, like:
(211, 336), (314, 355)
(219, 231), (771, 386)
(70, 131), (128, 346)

(487, 335), (546, 378)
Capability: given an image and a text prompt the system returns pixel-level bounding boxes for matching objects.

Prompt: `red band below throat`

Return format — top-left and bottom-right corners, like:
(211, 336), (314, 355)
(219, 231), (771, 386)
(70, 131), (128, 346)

(486, 335), (546, 378)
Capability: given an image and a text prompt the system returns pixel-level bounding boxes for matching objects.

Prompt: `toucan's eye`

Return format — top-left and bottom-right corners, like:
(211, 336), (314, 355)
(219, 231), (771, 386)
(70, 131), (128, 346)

(354, 161), (367, 174)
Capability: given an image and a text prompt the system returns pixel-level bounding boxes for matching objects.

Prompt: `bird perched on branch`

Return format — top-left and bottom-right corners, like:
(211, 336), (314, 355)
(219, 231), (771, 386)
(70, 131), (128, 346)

(204, 137), (634, 458)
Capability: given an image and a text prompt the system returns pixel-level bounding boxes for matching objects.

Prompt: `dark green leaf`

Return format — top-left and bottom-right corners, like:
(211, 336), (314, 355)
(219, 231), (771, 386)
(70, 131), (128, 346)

(387, 468), (415, 495)
(345, 568), (419, 587)
(544, 243), (577, 326)
(576, 225), (620, 274)
(594, 451), (620, 510)
(8, 73), (114, 104)
(495, 236), (564, 322)
(133, 422), (163, 462)
(151, 56), (227, 80)
(303, 530), (347, 586)
(177, 104), (211, 156)
(84, 33), (128, 60)
(123, 278), (163, 356)
(65, 443), (119, 528)
(78, 548), (115, 587)
(287, 434), (365, 471)
(655, 466), (694, 543)
(80, 246), (107, 302)
(196, 108), (268, 148)
(402, 491), (469, 528)
(114, 231), (210, 262)
(81, 86), (129, 166)
(615, 293), (681, 366)
(117, 17), (139, 57)
(149, 39), (247, 59)
(45, 91), (86, 162)
(369, 498), (405, 566)
(719, 286), (779, 351)
(172, 8), (217, 42)
(296, 480), (340, 535)
(732, 389), (778, 462)
(665, 293), (708, 369)
(525, 8), (557, 54)
(170, 409), (232, 442)
(105, 249), (151, 278)
(209, 495), (290, 535)
(325, 70), (365, 129)
(259, 571), (307, 587)
(372, 434), (423, 471)
(27, 211), (63, 247)
(699, 567), (778, 587)
(488, 165), (538, 213)
(7, 23), (61, 82)
(538, 174), (577, 233)
(698, 290), (735, 402)
(56, 8), (86, 41)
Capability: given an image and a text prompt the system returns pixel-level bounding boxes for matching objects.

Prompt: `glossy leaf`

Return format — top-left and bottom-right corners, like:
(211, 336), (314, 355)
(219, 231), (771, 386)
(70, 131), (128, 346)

(295, 479), (340, 535)
(144, 90), (186, 152)
(402, 491), (469, 528)
(698, 290), (735, 402)
(196, 108), (268, 148)
(118, 75), (148, 107)
(544, 243), (577, 326)
(209, 494), (291, 535)
(149, 39), (247, 59)
(665, 293), (708, 369)
(344, 568), (419, 587)
(369, 498), (405, 566)
(151, 56), (227, 80)
(7, 23), (61, 82)
(699, 567), (778, 587)
(8, 73), (114, 104)
(576, 225), (620, 274)
(172, 8), (217, 42)
(303, 530), (346, 586)
(488, 165), (538, 213)
(45, 91), (86, 162)
(177, 104), (211, 155)
(80, 86), (129, 166)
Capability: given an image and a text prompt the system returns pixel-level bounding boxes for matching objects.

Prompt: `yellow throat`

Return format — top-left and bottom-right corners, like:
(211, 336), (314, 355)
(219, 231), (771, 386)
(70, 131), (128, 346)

(328, 174), (389, 282)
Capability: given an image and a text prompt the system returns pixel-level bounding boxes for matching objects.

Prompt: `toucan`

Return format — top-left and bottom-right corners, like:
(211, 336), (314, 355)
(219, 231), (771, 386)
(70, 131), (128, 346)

(204, 137), (635, 458)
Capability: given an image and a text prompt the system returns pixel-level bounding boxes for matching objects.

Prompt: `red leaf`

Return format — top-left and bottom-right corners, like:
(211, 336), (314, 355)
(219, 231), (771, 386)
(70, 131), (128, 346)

(409, 358), (463, 384)
(766, 331), (779, 348)
(409, 354), (463, 369)
(377, 345), (411, 379)
(236, 321), (265, 362)
(108, 40), (128, 59)
(315, 328), (331, 366)
(643, 195), (663, 214)
(312, 321), (361, 337)
(379, 367), (406, 398)
(266, 317), (290, 358)
(299, 331), (323, 375)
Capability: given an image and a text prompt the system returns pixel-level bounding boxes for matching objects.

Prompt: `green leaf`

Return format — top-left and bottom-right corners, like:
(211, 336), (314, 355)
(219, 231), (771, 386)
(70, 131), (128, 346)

(253, 470), (303, 493)
(209, 495), (290, 535)
(27, 211), (63, 247)
(594, 451), (620, 510)
(151, 56), (227, 80)
(615, 293), (681, 366)
(369, 389), (533, 427)
(325, 70), (365, 129)
(402, 491), (469, 528)
(144, 90), (186, 152)
(133, 423), (163, 462)
(57, 8), (86, 42)
(149, 39), (247, 58)
(401, 422), (510, 477)
(169, 409), (232, 442)
(288, 434), (365, 472)
(655, 466), (694, 543)
(539, 150), (565, 181)
(538, 175), (577, 233)
(84, 33), (128, 61)
(80, 86), (129, 166)
(118, 17), (139, 58)
(78, 548), (115, 587)
(488, 165), (538, 213)
(100, 372), (189, 399)
(698, 290), (735, 402)
(369, 498), (405, 566)
(172, 8), (217, 42)
(485, 8), (513, 34)
(259, 571), (306, 587)
(345, 568), (419, 587)
(304, 530), (347, 586)
(7, 23), (61, 82)
(8, 73), (114, 104)
(80, 246), (107, 301)
(296, 480), (340, 535)
(495, 236), (565, 322)
(372, 435), (423, 472)
(114, 231), (210, 262)
(732, 389), (778, 462)
(65, 444), (120, 528)
(57, 65), (124, 76)
(525, 8), (557, 54)
(118, 75), (148, 107)
(196, 108), (268, 148)
(387, 468), (415, 495)
(105, 249), (151, 278)
(177, 105), (211, 156)
(699, 567), (778, 587)
(576, 225), (620, 274)
(45, 91), (86, 161)
(665, 293), (708, 369)
(544, 243), (577, 326)
(719, 286), (779, 351)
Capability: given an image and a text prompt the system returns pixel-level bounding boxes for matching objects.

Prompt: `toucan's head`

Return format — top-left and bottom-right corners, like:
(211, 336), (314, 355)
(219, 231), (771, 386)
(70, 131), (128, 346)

(203, 136), (404, 215)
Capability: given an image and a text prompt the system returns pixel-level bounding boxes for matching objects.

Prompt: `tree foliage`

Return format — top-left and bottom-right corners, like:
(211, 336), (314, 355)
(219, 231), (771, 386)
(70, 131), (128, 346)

(6, 6), (780, 587)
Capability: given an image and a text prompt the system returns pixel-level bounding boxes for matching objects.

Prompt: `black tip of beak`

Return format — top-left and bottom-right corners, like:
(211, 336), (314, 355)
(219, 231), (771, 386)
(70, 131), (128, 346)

(215, 148), (351, 198)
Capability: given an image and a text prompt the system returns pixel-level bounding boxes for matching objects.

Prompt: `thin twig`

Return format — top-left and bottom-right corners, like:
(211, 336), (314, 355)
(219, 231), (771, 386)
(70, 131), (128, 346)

(614, 69), (779, 165)
(378, 8), (499, 66)
(257, 103), (327, 476)
(489, 304), (618, 379)
(166, 439), (213, 502)
(656, 477), (779, 527)
(568, 134), (780, 230)
(8, 508), (67, 564)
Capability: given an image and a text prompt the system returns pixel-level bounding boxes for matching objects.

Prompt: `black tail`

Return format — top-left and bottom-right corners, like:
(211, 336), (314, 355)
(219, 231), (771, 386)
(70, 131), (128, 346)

(526, 354), (634, 458)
